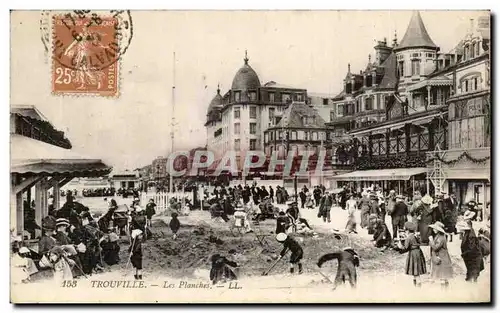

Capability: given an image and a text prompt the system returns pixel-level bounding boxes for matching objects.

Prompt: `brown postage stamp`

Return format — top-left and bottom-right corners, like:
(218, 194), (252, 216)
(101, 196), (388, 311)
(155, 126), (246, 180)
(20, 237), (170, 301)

(50, 11), (133, 97)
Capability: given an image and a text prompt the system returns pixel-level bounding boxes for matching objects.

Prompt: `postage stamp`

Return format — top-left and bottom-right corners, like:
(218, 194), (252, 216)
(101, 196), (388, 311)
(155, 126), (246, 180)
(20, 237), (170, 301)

(48, 11), (133, 97)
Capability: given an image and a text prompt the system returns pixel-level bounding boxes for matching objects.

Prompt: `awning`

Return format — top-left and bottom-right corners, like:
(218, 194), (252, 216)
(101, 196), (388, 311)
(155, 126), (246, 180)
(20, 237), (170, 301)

(407, 76), (453, 92)
(11, 134), (112, 176)
(445, 169), (491, 181)
(349, 112), (443, 136)
(333, 167), (427, 181)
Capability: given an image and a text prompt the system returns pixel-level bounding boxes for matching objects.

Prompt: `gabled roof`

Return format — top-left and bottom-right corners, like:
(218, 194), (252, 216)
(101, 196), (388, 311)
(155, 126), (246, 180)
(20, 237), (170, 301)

(396, 11), (437, 51)
(275, 102), (326, 129)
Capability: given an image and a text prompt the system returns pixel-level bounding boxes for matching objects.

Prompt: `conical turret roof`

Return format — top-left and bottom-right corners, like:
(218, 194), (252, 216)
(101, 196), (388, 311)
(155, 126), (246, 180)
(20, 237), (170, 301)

(396, 11), (437, 51)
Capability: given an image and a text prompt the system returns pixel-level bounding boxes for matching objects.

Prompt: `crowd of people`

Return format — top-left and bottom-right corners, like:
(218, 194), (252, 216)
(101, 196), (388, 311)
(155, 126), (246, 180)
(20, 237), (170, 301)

(10, 191), (160, 284)
(11, 181), (491, 290)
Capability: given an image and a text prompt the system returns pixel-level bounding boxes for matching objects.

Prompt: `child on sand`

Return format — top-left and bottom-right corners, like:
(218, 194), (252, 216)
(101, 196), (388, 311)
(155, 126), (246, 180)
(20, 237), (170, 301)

(397, 221), (427, 287)
(276, 233), (303, 274)
(129, 229), (143, 280)
(169, 212), (181, 240)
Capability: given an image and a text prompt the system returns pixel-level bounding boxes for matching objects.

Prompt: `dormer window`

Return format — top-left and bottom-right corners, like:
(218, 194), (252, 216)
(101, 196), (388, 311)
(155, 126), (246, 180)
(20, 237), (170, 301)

(346, 83), (352, 94)
(234, 91), (241, 102)
(249, 91), (257, 101)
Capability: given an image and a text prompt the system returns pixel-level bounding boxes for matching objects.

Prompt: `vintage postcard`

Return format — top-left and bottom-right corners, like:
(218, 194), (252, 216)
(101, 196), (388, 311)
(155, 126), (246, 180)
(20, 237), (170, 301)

(10, 10), (491, 303)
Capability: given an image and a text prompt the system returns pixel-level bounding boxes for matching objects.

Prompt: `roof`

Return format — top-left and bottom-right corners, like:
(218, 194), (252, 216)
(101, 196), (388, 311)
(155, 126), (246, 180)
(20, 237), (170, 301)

(263, 81), (301, 90)
(333, 167), (427, 181)
(231, 57), (261, 90)
(377, 52), (398, 89)
(396, 11), (437, 51)
(308, 92), (337, 98)
(207, 88), (223, 113)
(110, 169), (139, 178)
(275, 102), (326, 129)
(11, 105), (50, 123)
(11, 134), (111, 176)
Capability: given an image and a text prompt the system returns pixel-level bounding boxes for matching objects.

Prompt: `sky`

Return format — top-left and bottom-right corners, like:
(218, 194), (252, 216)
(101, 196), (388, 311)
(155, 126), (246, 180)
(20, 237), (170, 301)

(10, 10), (488, 170)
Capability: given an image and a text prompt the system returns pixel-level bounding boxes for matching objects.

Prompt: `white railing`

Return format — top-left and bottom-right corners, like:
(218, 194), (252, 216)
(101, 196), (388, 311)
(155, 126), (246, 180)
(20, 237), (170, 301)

(140, 191), (193, 212)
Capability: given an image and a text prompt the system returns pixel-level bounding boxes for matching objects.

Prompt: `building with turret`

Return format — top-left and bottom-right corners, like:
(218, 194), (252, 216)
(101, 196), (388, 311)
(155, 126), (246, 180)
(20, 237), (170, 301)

(205, 52), (308, 174)
(331, 11), (490, 208)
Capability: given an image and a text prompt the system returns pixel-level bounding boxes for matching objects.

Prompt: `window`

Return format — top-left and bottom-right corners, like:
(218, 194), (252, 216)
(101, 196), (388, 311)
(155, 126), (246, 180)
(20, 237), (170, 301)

(337, 104), (344, 117)
(465, 80), (469, 92)
(398, 61), (404, 77)
(234, 123), (240, 135)
(476, 42), (480, 56)
(249, 123), (257, 134)
(234, 139), (240, 150)
(234, 108), (240, 119)
(474, 77), (478, 91)
(249, 91), (257, 101)
(282, 94), (291, 103)
(269, 107), (275, 119)
(411, 53), (420, 58)
(471, 43), (476, 58)
(312, 132), (318, 140)
(426, 53), (434, 58)
(298, 131), (304, 140)
(330, 110), (335, 121)
(323, 98), (328, 105)
(234, 91), (241, 102)
(411, 59), (420, 76)
(291, 131), (297, 140)
(346, 83), (352, 94)
(297, 93), (303, 101)
(365, 97), (373, 110)
(269, 92), (275, 102)
(249, 106), (257, 119)
(249, 139), (257, 150)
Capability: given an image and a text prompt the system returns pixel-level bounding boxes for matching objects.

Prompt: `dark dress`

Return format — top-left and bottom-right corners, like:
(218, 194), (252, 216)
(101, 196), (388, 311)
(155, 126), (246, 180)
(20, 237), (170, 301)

(461, 229), (484, 282)
(359, 197), (370, 228)
(129, 239), (142, 270)
(373, 222), (392, 248)
(169, 217), (181, 234)
(400, 233), (427, 276)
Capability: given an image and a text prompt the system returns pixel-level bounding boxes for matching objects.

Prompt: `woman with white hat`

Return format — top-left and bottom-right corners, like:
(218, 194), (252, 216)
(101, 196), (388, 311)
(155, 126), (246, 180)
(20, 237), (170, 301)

(416, 194), (435, 246)
(428, 221), (453, 288)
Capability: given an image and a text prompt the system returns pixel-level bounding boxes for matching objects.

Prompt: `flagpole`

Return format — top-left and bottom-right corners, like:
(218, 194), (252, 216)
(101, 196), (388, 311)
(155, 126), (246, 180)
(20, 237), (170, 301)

(170, 52), (176, 193)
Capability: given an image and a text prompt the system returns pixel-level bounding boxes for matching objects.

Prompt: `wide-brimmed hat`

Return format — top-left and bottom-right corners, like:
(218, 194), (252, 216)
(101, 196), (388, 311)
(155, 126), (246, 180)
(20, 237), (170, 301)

(463, 210), (476, 221)
(131, 229), (143, 239)
(456, 220), (471, 232)
(18, 247), (30, 254)
(276, 233), (287, 242)
(467, 200), (477, 206)
(421, 194), (433, 205)
(429, 222), (446, 234)
(404, 221), (417, 232)
(56, 218), (70, 228)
